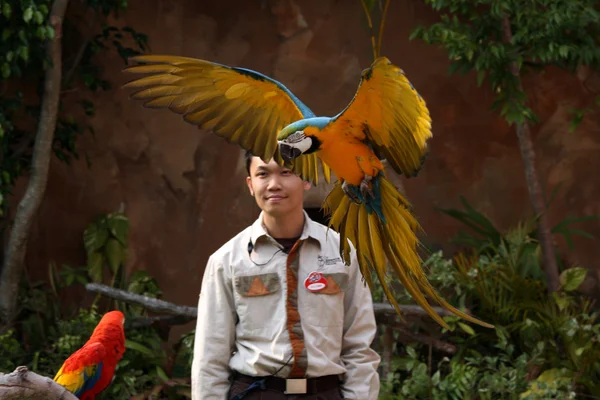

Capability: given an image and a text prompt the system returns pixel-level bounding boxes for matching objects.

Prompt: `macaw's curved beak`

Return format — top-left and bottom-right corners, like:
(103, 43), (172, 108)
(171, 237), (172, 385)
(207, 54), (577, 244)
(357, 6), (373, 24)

(279, 142), (301, 163)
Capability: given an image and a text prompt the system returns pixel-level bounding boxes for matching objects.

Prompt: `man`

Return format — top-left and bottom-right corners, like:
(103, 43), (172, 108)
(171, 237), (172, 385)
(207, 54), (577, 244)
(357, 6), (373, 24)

(191, 151), (381, 399)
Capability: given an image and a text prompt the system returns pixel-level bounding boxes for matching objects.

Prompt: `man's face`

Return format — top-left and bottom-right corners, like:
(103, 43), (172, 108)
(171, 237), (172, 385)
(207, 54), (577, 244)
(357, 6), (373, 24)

(246, 157), (311, 218)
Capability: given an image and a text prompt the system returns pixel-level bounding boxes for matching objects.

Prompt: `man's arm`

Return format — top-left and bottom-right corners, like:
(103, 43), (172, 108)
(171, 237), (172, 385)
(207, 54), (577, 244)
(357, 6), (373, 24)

(340, 254), (381, 400)
(192, 255), (237, 400)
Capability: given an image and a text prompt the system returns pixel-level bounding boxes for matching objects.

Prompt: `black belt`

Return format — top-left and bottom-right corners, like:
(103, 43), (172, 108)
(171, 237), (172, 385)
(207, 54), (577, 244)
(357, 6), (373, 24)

(232, 371), (341, 394)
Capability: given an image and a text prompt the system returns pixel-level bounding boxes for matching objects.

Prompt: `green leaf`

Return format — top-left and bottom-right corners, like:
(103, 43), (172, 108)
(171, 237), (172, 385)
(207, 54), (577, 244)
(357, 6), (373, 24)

(458, 322), (475, 336)
(1, 63), (10, 79)
(125, 339), (154, 356)
(34, 11), (44, 25)
(559, 267), (587, 292)
(552, 292), (570, 311)
(156, 365), (170, 383)
(3, 3), (12, 18)
(87, 251), (104, 282)
(23, 7), (33, 23)
(569, 113), (584, 133)
(83, 220), (109, 253)
(107, 212), (129, 246)
(105, 238), (122, 273)
(476, 70), (486, 86)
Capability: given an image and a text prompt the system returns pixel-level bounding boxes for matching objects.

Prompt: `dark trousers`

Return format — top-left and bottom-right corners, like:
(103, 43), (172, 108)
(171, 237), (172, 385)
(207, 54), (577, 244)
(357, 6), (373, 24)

(228, 373), (344, 400)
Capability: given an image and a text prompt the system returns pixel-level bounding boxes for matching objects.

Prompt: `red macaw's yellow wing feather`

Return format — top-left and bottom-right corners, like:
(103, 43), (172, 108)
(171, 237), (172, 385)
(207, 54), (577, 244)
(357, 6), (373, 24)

(54, 342), (105, 397)
(323, 177), (493, 329)
(330, 56), (432, 178)
(123, 55), (330, 185)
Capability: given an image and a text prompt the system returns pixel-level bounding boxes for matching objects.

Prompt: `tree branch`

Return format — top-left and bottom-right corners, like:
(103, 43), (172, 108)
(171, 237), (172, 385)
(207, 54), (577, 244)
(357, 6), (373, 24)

(501, 14), (560, 292)
(394, 324), (457, 354)
(85, 283), (198, 317)
(373, 302), (456, 318)
(0, 366), (78, 400)
(0, 0), (71, 331)
(87, 283), (461, 321)
(127, 315), (195, 329)
(63, 8), (97, 88)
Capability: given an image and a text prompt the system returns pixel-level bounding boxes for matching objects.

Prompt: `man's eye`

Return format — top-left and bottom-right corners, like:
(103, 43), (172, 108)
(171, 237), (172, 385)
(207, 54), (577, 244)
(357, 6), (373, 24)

(281, 170), (292, 175)
(256, 172), (267, 177)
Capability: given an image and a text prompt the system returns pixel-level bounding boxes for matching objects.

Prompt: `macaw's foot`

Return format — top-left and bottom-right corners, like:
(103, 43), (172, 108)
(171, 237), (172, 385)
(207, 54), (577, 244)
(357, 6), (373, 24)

(342, 181), (361, 204)
(360, 175), (374, 199)
(342, 175), (375, 204)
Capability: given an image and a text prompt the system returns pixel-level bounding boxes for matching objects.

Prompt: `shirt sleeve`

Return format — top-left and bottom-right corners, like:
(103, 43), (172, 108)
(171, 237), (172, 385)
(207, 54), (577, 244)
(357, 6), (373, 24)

(339, 253), (381, 400)
(192, 254), (237, 400)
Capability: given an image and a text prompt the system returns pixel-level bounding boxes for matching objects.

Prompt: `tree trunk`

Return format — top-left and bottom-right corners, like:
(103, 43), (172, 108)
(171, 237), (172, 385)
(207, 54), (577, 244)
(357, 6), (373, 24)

(501, 15), (560, 292)
(0, 0), (70, 331)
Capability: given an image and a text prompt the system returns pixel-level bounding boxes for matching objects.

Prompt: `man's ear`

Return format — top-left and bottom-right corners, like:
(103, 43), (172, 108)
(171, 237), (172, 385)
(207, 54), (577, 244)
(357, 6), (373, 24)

(303, 181), (312, 191)
(246, 176), (255, 196)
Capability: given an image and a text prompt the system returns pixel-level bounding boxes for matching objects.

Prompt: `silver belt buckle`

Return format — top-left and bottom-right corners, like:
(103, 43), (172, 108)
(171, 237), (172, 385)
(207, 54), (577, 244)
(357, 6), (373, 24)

(285, 378), (307, 394)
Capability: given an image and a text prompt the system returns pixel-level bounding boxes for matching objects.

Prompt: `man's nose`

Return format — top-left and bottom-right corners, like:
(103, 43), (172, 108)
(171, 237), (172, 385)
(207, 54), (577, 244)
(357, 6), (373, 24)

(267, 175), (282, 190)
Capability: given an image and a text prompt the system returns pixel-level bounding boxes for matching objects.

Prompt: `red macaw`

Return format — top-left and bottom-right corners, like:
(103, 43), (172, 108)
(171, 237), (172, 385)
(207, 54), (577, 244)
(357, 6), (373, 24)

(54, 310), (126, 399)
(122, 55), (492, 329)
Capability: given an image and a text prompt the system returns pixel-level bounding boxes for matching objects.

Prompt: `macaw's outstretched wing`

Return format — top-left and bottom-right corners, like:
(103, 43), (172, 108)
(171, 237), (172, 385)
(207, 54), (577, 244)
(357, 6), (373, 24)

(330, 56), (432, 178)
(54, 342), (105, 397)
(323, 176), (493, 330)
(123, 55), (331, 185)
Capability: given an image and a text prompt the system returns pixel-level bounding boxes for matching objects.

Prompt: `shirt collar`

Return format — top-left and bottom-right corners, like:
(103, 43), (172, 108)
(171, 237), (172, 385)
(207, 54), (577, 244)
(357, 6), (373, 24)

(250, 210), (327, 248)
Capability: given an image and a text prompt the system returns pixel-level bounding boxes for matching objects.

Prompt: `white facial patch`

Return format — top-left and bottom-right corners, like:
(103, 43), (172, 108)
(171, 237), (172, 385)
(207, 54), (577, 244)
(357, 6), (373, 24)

(281, 131), (312, 153)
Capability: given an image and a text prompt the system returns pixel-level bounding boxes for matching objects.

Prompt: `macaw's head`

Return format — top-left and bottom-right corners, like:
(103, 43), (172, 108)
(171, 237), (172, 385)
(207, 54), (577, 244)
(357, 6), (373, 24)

(277, 117), (329, 163)
(90, 310), (126, 361)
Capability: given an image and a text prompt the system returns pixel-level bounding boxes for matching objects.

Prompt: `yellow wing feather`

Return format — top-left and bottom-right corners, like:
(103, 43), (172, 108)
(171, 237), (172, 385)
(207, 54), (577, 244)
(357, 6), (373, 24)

(330, 56), (432, 178)
(123, 55), (330, 185)
(53, 362), (100, 395)
(322, 177), (493, 329)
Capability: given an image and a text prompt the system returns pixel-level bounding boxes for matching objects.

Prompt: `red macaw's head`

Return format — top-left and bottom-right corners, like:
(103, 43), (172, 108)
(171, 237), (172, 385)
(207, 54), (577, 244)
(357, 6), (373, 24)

(88, 310), (126, 362)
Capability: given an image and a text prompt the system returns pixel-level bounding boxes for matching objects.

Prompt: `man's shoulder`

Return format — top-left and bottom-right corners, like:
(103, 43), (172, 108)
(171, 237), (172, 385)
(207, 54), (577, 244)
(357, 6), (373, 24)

(307, 218), (343, 244)
(209, 225), (252, 261)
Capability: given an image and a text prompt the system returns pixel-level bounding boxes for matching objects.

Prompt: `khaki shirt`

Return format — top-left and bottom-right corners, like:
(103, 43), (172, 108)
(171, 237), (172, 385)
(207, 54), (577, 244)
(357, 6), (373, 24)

(191, 211), (380, 399)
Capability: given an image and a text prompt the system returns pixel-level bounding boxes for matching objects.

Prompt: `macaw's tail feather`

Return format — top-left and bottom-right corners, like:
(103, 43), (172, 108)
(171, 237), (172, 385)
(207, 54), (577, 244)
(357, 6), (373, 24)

(323, 175), (494, 330)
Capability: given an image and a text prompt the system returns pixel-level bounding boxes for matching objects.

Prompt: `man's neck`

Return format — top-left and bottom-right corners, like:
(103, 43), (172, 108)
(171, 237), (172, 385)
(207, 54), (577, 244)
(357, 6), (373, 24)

(262, 210), (305, 239)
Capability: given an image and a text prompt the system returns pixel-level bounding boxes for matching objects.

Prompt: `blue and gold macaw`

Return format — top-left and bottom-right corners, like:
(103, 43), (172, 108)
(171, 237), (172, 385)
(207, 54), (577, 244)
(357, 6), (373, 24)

(123, 55), (492, 329)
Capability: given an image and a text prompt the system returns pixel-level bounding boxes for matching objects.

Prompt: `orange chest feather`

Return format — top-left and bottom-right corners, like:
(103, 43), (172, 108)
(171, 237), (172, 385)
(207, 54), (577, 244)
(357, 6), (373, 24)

(312, 128), (383, 185)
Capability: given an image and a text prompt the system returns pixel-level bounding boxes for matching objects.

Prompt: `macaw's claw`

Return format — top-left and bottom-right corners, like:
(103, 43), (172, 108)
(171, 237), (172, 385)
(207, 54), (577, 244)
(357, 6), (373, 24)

(342, 181), (361, 204)
(342, 176), (375, 203)
(360, 175), (375, 199)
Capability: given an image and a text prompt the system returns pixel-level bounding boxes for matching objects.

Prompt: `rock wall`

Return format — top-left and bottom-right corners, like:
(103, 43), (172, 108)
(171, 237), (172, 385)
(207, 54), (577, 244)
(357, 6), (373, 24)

(20, 0), (600, 312)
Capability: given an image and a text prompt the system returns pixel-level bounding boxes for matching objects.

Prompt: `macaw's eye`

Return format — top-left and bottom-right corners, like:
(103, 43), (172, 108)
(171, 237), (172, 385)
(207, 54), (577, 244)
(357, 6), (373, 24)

(289, 131), (304, 142)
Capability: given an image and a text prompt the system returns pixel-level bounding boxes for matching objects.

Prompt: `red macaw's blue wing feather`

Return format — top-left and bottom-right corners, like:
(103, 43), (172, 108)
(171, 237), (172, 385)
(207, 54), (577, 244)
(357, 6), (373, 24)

(123, 55), (331, 185)
(54, 342), (105, 397)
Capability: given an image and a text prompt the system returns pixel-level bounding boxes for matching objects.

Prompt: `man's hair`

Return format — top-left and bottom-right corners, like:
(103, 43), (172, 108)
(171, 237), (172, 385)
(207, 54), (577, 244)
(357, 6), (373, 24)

(244, 150), (254, 176)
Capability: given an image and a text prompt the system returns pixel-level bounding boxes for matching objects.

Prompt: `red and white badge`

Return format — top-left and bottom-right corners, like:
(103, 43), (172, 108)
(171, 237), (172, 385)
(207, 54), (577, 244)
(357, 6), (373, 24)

(304, 271), (327, 292)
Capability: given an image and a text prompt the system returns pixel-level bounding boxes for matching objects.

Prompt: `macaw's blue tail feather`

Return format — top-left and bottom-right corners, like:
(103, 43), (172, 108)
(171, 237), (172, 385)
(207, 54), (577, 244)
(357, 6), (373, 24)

(323, 175), (494, 330)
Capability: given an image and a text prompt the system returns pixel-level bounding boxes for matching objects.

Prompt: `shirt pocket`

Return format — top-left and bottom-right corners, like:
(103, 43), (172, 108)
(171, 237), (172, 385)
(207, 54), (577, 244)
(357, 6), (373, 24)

(233, 272), (281, 331)
(302, 271), (349, 327)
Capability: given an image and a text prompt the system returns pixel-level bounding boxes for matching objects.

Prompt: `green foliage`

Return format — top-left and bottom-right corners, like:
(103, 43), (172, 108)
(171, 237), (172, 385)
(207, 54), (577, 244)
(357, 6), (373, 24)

(0, 0), (148, 225)
(376, 198), (600, 399)
(0, 210), (194, 399)
(410, 0), (600, 127)
(84, 210), (129, 286)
